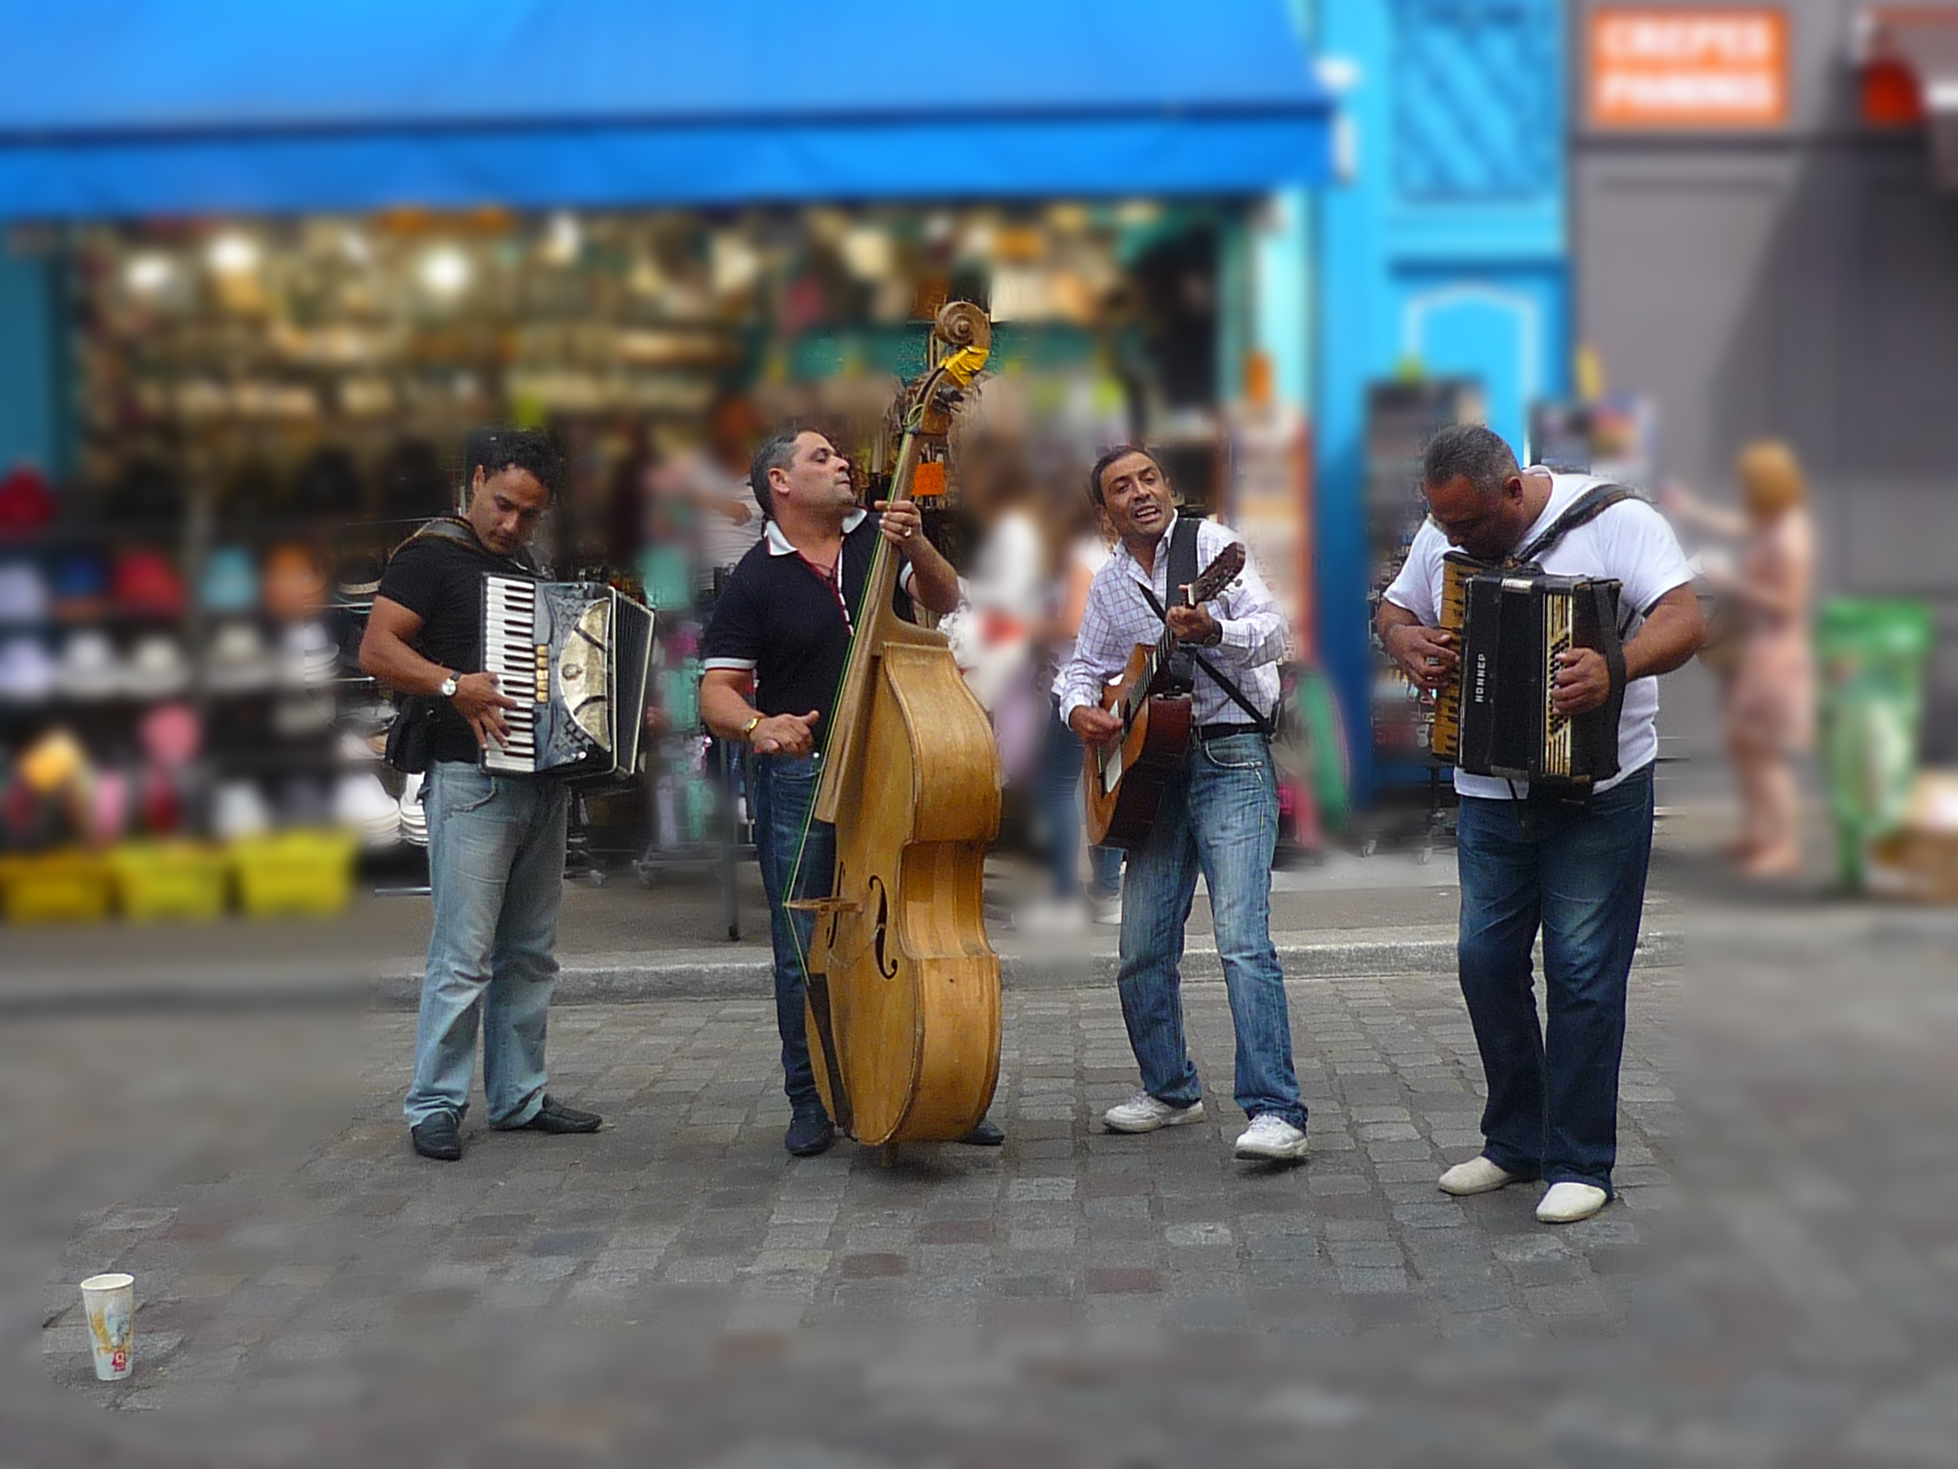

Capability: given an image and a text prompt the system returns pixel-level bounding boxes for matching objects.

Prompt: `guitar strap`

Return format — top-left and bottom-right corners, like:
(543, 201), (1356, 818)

(1137, 518), (1275, 736)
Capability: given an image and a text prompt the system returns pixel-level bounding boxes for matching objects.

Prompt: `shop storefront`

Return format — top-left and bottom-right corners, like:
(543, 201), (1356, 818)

(1573, 0), (1958, 769)
(0, 2), (1336, 903)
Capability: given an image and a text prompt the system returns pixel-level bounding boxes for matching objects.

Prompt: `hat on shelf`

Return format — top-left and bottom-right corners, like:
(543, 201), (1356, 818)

(334, 549), (385, 603)
(278, 775), (335, 829)
(339, 699), (397, 738)
(338, 729), (382, 765)
(140, 702), (202, 768)
(113, 549), (187, 617)
(19, 727), (89, 793)
(272, 689), (337, 738)
(212, 779), (272, 841)
(0, 561), (48, 624)
(124, 634), (192, 699)
(398, 771), (428, 848)
(199, 545), (260, 614)
(55, 629), (124, 700)
(263, 544), (326, 620)
(50, 551), (109, 622)
(87, 768), (130, 845)
(280, 619), (341, 686)
(0, 635), (55, 704)
(335, 771), (401, 849)
(0, 465), (56, 536)
(203, 621), (276, 693)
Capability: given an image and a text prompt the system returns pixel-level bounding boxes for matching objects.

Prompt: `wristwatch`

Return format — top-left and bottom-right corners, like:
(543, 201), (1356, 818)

(742, 714), (763, 742)
(438, 673), (460, 699)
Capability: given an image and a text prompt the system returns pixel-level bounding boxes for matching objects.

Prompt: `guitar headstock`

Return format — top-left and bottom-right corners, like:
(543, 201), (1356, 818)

(1181, 541), (1247, 607)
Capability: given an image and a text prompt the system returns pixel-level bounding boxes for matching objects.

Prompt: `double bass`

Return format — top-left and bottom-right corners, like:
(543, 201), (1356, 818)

(795, 302), (1001, 1152)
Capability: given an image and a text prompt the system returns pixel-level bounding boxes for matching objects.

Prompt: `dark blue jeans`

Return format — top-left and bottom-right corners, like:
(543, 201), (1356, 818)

(1117, 732), (1305, 1129)
(750, 752), (836, 1119)
(1454, 765), (1655, 1194)
(1039, 699), (1123, 901)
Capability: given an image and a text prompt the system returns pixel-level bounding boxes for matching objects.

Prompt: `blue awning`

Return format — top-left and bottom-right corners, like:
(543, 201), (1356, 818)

(0, 1), (1334, 220)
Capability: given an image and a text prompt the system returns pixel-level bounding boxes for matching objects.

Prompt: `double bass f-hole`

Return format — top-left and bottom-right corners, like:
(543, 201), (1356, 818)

(868, 875), (897, 980)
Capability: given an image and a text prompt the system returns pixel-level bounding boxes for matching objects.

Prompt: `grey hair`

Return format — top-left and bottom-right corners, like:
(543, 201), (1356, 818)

(1422, 423), (1520, 502)
(748, 430), (806, 521)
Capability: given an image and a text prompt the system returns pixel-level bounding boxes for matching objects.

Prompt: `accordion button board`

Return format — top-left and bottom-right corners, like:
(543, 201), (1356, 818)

(483, 573), (654, 779)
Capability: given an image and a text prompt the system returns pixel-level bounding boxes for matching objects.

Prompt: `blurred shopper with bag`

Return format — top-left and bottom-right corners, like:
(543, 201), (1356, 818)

(1663, 441), (1815, 878)
(359, 430), (603, 1163)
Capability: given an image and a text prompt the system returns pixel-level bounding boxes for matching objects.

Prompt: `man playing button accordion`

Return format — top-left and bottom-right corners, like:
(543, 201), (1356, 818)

(1377, 425), (1702, 1223)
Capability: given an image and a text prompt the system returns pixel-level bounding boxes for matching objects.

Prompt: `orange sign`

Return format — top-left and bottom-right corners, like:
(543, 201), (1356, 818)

(1590, 8), (1790, 130)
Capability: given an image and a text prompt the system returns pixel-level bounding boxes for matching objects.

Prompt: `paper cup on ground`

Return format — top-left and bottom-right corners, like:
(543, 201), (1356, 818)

(79, 1273), (134, 1381)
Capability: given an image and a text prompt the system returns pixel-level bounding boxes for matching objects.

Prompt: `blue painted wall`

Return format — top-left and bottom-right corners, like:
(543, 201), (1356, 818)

(1308, 0), (1570, 802)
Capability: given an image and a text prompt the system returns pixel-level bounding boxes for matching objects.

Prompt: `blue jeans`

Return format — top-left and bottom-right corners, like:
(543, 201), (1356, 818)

(1116, 731), (1304, 1129)
(405, 761), (568, 1129)
(1454, 766), (1656, 1194)
(750, 752), (836, 1118)
(1040, 700), (1123, 901)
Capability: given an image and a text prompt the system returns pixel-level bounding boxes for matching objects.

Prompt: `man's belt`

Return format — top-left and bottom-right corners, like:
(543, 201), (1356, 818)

(1196, 722), (1265, 742)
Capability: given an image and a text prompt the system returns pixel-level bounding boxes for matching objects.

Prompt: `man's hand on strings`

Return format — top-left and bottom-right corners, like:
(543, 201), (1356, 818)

(875, 500), (925, 556)
(1070, 705), (1124, 750)
(754, 710), (821, 757)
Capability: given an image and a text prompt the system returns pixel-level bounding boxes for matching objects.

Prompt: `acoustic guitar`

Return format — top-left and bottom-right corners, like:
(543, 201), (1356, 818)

(1084, 540), (1247, 850)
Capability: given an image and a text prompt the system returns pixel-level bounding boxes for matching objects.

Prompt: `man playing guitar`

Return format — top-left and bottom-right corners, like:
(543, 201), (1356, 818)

(1057, 446), (1308, 1161)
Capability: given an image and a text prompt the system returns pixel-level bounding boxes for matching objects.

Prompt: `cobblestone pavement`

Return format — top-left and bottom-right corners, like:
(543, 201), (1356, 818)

(21, 917), (1958, 1465)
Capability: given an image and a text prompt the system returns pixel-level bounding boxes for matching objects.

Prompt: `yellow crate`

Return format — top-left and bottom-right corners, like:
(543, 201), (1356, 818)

(108, 842), (231, 922)
(0, 850), (115, 924)
(229, 830), (358, 918)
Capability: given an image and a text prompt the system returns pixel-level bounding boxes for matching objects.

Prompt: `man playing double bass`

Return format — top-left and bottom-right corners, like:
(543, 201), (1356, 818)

(1059, 446), (1309, 1162)
(698, 428), (1003, 1158)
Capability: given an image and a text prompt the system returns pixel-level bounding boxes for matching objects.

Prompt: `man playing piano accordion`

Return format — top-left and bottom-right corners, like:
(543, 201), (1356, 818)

(1377, 426), (1702, 1224)
(361, 430), (603, 1162)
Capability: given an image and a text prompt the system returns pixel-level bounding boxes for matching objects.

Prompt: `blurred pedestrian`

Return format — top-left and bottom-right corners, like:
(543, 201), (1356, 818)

(685, 391), (768, 603)
(1380, 426), (1702, 1223)
(1663, 441), (1815, 878)
(1038, 484), (1125, 927)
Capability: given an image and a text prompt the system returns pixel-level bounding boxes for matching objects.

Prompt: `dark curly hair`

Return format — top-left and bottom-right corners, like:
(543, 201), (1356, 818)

(467, 427), (565, 498)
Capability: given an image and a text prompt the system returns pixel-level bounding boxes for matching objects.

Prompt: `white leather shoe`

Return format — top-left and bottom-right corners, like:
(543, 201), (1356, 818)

(1535, 1182), (1609, 1224)
(1437, 1156), (1519, 1196)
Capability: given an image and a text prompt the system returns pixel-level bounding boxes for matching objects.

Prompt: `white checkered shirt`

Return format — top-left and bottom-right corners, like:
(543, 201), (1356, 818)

(1055, 514), (1287, 729)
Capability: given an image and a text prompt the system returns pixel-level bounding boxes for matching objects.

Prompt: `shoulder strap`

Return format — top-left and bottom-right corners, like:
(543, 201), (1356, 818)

(1513, 483), (1636, 567)
(390, 515), (533, 574)
(1133, 534), (1274, 736)
(1166, 514), (1201, 607)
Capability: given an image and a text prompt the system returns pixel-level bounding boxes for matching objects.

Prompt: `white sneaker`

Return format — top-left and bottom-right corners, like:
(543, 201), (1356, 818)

(1535, 1182), (1609, 1224)
(1102, 1091), (1205, 1134)
(1438, 1156), (1521, 1196)
(1088, 891), (1122, 926)
(1234, 1114), (1308, 1161)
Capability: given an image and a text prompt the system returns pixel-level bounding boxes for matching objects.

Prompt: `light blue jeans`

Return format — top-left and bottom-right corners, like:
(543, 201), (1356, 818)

(404, 760), (568, 1129)
(1116, 731), (1305, 1129)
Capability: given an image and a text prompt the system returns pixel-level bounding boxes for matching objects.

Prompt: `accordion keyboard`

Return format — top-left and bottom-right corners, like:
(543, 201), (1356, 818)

(1430, 553), (1477, 762)
(1542, 593), (1574, 778)
(484, 575), (541, 773)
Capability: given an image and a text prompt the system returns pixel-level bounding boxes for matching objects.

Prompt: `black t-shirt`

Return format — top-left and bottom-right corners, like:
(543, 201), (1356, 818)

(376, 532), (533, 765)
(700, 513), (912, 724)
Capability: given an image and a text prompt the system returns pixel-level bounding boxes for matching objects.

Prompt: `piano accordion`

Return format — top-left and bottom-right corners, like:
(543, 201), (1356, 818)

(481, 574), (654, 779)
(1433, 560), (1626, 787)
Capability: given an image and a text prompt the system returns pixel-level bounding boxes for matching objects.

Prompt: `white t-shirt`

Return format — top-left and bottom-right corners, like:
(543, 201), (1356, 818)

(1383, 469), (1693, 798)
(687, 454), (766, 592)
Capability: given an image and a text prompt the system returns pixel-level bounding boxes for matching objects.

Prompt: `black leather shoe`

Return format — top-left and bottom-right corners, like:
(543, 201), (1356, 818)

(411, 1111), (462, 1161)
(957, 1117), (1005, 1147)
(519, 1095), (602, 1134)
(785, 1110), (836, 1157)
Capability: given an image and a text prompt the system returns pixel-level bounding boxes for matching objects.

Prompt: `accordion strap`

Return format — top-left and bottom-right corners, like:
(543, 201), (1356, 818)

(392, 515), (535, 574)
(1512, 483), (1636, 569)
